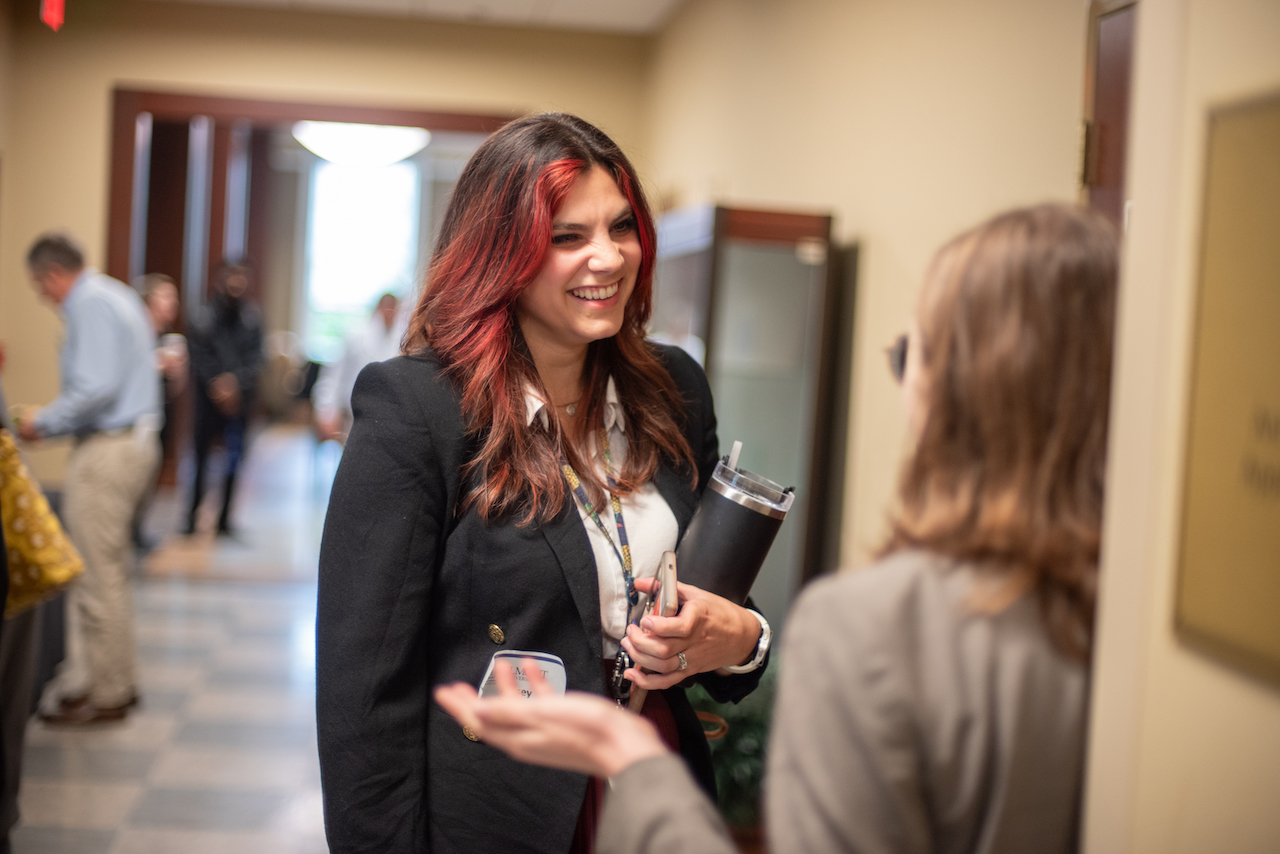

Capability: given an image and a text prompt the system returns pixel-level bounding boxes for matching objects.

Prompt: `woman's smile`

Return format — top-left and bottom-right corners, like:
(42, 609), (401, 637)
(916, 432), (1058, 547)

(515, 165), (641, 358)
(569, 281), (622, 303)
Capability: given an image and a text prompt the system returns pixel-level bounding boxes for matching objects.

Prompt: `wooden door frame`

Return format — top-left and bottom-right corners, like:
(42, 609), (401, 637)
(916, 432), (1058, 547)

(704, 207), (832, 376)
(106, 88), (516, 283)
(1079, 0), (1137, 195)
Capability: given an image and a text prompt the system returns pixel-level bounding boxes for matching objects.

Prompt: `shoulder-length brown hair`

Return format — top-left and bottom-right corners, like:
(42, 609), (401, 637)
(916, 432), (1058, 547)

(403, 113), (695, 525)
(882, 203), (1119, 660)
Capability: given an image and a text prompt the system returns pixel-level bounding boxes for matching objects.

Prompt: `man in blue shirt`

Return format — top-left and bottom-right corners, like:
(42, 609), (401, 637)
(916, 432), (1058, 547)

(17, 233), (161, 725)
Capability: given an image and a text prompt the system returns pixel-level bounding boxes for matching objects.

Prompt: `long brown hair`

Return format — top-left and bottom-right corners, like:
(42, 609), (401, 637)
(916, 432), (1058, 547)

(882, 203), (1118, 660)
(404, 113), (695, 525)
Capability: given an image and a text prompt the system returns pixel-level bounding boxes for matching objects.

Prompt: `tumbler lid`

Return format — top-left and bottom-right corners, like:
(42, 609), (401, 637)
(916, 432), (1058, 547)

(708, 461), (794, 519)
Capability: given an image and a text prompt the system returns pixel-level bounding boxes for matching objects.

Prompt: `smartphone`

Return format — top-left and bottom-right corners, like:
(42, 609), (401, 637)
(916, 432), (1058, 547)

(642, 551), (680, 621)
(656, 550), (678, 617)
(628, 551), (681, 712)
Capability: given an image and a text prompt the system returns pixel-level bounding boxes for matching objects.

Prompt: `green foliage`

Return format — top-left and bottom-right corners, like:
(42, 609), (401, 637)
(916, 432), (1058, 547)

(687, 667), (778, 829)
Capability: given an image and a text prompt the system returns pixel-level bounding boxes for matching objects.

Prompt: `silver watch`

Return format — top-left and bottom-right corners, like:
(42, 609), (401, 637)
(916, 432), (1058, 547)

(723, 610), (771, 674)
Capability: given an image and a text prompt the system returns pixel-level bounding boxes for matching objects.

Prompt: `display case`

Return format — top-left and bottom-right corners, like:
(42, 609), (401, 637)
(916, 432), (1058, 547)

(651, 206), (853, 629)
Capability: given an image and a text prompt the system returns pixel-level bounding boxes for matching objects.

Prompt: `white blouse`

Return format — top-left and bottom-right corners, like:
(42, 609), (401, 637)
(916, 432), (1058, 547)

(525, 378), (679, 659)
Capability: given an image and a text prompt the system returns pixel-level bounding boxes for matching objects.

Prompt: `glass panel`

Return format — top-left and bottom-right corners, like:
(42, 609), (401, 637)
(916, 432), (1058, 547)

(651, 247), (713, 366)
(707, 240), (827, 630)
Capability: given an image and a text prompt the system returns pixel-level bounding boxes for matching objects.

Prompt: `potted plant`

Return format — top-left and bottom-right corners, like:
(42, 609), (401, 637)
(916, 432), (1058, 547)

(687, 667), (777, 853)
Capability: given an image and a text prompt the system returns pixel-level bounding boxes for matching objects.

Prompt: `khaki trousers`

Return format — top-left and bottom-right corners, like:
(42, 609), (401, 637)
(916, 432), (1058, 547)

(50, 430), (159, 709)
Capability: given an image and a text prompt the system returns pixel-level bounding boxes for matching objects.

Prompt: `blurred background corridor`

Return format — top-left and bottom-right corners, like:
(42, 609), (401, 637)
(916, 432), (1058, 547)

(13, 428), (334, 853)
(0, 0), (1278, 852)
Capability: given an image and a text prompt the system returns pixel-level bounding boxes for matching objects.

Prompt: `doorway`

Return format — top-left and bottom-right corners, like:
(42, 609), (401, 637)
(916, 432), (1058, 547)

(1082, 2), (1137, 228)
(107, 90), (512, 483)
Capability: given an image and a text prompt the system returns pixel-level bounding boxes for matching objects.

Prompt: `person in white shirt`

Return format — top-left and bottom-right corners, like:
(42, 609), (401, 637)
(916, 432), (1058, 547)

(313, 293), (404, 443)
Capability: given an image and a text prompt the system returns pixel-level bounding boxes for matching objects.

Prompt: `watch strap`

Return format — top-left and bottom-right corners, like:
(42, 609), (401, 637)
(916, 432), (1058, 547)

(723, 609), (771, 674)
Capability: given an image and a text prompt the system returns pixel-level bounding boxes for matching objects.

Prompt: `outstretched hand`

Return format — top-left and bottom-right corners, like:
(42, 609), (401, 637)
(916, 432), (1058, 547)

(620, 577), (761, 691)
(433, 660), (669, 780)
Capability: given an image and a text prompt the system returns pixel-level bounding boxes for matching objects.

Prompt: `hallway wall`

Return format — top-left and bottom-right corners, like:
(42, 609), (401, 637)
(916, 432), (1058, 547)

(1084, 0), (1280, 851)
(643, 0), (1090, 565)
(0, 0), (651, 483)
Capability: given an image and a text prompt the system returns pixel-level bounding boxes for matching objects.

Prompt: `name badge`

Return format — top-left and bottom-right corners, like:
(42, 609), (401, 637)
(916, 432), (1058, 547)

(479, 651), (568, 699)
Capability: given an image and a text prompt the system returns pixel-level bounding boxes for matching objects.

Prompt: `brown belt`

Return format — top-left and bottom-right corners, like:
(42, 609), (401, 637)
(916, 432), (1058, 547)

(75, 424), (135, 444)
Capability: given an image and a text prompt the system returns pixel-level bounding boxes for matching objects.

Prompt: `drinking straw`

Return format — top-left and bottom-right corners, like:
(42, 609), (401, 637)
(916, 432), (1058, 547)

(727, 440), (743, 472)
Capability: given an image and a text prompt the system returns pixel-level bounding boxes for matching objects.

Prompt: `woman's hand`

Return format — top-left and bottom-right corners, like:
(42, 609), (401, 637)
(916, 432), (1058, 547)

(621, 577), (762, 691)
(433, 660), (669, 779)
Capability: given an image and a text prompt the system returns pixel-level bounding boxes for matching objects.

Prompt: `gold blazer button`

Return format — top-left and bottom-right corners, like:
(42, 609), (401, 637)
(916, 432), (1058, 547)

(463, 726), (480, 742)
(487, 624), (505, 644)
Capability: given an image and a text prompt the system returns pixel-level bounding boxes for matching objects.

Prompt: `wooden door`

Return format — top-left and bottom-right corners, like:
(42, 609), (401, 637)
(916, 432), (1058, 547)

(1084, 2), (1137, 227)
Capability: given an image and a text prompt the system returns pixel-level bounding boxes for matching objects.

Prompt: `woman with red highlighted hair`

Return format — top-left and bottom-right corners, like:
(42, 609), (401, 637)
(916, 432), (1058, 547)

(316, 113), (769, 853)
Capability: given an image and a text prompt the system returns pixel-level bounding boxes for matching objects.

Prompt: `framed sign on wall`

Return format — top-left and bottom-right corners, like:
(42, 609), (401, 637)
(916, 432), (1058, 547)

(1176, 90), (1280, 685)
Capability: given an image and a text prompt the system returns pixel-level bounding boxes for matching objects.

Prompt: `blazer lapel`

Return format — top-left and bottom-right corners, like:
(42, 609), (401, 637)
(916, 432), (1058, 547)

(655, 463), (700, 543)
(540, 495), (604, 661)
(543, 465), (700, 662)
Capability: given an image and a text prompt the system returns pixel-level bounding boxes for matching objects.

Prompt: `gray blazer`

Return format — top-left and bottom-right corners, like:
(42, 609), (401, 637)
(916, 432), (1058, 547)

(599, 550), (1088, 854)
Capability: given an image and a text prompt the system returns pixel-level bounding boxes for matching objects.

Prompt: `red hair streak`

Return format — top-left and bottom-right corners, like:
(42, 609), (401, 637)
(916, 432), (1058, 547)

(404, 114), (694, 524)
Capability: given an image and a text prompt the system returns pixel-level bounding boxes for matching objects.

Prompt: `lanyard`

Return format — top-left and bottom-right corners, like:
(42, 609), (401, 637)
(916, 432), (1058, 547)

(562, 427), (644, 703)
(560, 428), (639, 612)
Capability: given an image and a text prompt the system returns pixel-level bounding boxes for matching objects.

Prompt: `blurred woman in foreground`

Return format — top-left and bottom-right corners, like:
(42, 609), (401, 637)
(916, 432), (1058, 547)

(437, 202), (1118, 854)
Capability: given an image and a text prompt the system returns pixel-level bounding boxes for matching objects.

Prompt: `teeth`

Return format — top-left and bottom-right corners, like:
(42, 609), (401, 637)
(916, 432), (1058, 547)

(570, 282), (620, 301)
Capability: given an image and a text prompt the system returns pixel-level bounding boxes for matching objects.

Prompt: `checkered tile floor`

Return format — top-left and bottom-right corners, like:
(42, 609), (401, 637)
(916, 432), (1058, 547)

(12, 427), (336, 854)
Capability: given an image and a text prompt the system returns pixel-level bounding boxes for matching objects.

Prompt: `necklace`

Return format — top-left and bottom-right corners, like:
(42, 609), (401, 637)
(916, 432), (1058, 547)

(555, 399), (581, 416)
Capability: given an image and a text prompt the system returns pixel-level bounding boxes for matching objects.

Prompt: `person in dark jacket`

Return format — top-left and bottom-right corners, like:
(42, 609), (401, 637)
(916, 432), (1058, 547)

(316, 114), (771, 854)
(185, 263), (262, 536)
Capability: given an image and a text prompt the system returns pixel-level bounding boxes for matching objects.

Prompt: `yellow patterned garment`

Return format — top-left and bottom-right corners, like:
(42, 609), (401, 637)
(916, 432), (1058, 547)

(1, 428), (83, 617)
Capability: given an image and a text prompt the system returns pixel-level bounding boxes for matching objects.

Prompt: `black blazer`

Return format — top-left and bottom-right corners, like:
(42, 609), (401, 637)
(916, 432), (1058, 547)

(187, 294), (264, 405)
(317, 344), (766, 854)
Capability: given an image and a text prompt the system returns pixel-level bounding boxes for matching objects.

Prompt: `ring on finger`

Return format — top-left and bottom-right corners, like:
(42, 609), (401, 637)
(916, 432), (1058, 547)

(676, 652), (688, 672)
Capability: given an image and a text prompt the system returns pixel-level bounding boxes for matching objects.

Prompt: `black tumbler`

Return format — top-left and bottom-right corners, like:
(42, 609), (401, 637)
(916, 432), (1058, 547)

(676, 460), (794, 605)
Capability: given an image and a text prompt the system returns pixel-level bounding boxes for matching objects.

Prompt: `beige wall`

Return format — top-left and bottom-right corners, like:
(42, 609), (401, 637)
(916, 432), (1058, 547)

(644, 0), (1089, 565)
(0, 0), (650, 483)
(2, 0), (1089, 510)
(1083, 0), (1280, 851)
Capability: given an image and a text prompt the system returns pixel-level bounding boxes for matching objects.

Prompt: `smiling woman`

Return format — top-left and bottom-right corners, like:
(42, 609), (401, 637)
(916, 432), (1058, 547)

(401, 115), (680, 525)
(515, 167), (641, 387)
(317, 113), (770, 854)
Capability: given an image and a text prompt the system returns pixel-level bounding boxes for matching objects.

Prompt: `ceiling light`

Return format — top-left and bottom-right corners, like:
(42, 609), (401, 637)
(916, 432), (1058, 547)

(292, 121), (431, 168)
